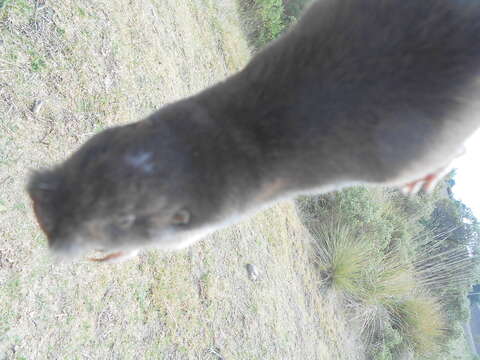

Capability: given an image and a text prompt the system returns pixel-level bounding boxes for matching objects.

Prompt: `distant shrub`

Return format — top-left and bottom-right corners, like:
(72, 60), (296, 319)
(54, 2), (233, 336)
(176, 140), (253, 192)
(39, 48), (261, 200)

(237, 0), (293, 48)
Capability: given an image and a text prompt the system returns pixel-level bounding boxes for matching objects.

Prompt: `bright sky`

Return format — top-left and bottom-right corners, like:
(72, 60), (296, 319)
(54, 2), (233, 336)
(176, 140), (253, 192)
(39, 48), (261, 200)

(451, 130), (480, 219)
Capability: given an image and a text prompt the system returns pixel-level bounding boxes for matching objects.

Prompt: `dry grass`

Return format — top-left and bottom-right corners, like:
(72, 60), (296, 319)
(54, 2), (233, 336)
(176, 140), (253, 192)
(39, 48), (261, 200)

(0, 1), (357, 358)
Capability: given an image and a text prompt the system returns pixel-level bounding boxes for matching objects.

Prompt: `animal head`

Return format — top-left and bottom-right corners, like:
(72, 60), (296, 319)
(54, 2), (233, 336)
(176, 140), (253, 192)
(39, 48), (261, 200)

(28, 105), (222, 261)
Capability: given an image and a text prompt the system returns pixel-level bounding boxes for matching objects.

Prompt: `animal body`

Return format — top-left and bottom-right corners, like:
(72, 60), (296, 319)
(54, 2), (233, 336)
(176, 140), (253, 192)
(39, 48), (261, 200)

(28, 0), (480, 261)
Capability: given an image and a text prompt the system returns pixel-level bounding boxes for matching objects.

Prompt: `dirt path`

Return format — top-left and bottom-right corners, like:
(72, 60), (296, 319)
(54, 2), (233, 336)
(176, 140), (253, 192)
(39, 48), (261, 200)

(0, 1), (359, 358)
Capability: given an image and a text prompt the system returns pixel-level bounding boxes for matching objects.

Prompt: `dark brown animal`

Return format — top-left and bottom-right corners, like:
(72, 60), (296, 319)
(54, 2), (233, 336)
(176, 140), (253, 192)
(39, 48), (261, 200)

(28, 0), (480, 261)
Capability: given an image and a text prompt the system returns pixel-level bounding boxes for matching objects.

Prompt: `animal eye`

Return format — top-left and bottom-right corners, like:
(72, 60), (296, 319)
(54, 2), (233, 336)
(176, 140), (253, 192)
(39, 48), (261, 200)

(115, 214), (136, 229)
(171, 209), (190, 225)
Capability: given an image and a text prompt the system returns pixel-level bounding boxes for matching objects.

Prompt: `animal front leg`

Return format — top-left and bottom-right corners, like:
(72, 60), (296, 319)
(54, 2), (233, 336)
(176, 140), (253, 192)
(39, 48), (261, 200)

(400, 170), (447, 195)
(400, 146), (465, 196)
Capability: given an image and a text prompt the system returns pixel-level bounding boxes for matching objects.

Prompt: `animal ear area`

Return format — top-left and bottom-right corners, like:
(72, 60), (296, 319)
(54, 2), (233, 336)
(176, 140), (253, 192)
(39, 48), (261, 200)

(27, 170), (61, 197)
(171, 209), (191, 225)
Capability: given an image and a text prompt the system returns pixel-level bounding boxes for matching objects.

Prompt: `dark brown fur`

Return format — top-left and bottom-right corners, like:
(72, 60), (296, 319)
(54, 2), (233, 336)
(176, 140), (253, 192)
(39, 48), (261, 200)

(28, 0), (480, 260)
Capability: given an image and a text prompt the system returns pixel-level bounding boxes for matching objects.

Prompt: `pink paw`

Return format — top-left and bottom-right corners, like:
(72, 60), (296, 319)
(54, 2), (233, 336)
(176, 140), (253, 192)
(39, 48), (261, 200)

(400, 165), (452, 196)
(399, 146), (465, 196)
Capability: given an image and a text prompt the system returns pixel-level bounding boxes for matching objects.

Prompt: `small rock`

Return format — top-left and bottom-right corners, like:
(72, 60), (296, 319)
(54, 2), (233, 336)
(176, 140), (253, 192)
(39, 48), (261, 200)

(246, 263), (260, 281)
(32, 99), (44, 116)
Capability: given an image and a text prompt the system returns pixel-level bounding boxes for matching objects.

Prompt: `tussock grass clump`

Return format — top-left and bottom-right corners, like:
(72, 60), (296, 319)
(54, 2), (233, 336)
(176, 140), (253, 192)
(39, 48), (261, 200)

(362, 257), (416, 306)
(311, 221), (373, 296)
(309, 218), (466, 358)
(311, 220), (416, 304)
(390, 295), (446, 355)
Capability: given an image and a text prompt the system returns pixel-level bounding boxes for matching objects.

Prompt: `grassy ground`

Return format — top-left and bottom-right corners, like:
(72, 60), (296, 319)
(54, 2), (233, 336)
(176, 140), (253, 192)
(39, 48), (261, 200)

(0, 1), (359, 358)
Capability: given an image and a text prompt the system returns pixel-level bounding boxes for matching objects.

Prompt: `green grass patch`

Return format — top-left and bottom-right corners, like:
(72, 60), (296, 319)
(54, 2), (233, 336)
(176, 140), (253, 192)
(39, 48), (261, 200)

(237, 0), (293, 48)
(0, 0), (32, 16)
(30, 53), (47, 72)
(236, 0), (316, 49)
(254, 0), (289, 44)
